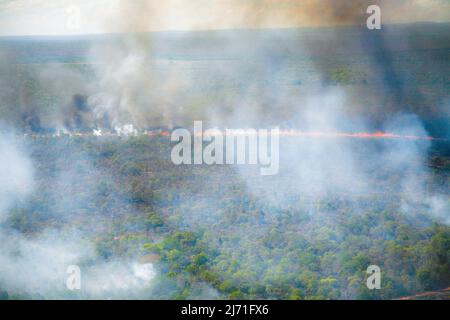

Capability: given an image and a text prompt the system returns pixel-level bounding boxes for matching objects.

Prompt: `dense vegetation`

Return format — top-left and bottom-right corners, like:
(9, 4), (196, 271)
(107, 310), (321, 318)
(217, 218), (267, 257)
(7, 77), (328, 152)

(0, 25), (449, 299)
(1, 136), (448, 299)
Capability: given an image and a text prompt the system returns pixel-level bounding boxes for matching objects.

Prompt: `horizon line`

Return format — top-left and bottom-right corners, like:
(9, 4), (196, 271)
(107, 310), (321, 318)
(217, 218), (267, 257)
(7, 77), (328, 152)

(1, 21), (449, 39)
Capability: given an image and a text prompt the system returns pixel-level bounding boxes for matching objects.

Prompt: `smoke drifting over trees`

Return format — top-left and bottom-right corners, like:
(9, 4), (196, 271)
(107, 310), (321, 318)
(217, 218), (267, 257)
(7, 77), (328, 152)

(0, 0), (448, 300)
(0, 132), (162, 298)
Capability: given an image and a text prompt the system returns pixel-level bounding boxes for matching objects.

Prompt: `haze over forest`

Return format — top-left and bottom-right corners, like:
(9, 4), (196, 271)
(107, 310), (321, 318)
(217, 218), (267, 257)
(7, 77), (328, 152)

(0, 0), (448, 300)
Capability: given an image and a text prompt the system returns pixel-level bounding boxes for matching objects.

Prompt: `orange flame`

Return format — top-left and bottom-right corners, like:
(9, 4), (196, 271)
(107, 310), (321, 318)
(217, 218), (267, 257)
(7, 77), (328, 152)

(275, 130), (437, 141)
(195, 129), (438, 141)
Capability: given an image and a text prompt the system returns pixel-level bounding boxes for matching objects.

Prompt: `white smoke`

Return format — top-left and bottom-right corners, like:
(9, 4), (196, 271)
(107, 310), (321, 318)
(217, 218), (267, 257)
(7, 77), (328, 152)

(0, 133), (34, 221)
(0, 132), (157, 299)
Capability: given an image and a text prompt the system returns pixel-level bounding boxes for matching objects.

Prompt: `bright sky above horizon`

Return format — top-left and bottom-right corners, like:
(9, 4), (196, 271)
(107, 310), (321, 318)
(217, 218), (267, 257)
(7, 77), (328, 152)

(0, 0), (450, 36)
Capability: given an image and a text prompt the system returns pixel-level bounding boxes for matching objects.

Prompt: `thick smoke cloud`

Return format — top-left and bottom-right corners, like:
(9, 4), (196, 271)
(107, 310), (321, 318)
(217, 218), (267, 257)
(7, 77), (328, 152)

(0, 49), (93, 131)
(0, 230), (157, 299)
(0, 132), (34, 221)
(82, 1), (449, 134)
(0, 3), (447, 214)
(0, 132), (158, 298)
(0, 0), (448, 299)
(1, 1), (448, 134)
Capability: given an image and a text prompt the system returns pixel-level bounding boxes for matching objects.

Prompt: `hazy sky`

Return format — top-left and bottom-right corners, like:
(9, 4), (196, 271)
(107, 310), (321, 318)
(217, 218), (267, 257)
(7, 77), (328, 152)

(1, 0), (449, 36)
